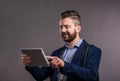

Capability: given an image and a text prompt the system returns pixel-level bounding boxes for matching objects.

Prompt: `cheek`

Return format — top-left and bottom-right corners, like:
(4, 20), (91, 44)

(70, 28), (76, 33)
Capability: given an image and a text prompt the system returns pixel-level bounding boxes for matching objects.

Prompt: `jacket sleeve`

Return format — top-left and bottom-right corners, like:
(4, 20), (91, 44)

(25, 66), (53, 81)
(60, 45), (102, 81)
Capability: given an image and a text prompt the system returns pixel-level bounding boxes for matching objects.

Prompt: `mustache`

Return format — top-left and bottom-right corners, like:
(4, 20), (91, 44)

(62, 32), (69, 36)
(62, 32), (70, 37)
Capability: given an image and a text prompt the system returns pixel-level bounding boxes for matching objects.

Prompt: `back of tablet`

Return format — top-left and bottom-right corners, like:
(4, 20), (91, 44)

(21, 48), (49, 66)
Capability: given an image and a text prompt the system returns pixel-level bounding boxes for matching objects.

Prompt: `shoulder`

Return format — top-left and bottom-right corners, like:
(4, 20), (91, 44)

(82, 40), (101, 53)
(87, 44), (102, 59)
(89, 44), (101, 53)
(82, 40), (102, 56)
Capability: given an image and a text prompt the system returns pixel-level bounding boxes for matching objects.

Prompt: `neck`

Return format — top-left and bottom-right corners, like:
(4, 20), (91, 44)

(66, 36), (80, 48)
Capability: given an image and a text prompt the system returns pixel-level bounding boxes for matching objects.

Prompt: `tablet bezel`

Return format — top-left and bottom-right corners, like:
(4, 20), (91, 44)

(21, 48), (49, 66)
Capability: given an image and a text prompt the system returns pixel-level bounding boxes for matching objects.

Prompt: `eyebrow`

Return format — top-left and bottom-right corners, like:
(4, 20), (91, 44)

(60, 24), (71, 27)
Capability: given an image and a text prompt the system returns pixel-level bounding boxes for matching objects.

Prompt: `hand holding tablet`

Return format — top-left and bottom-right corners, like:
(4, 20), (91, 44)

(21, 48), (50, 67)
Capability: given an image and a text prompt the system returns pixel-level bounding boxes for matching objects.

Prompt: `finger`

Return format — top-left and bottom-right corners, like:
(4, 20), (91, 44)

(46, 56), (58, 62)
(51, 59), (58, 64)
(23, 59), (32, 65)
(23, 59), (31, 63)
(22, 54), (31, 58)
(47, 55), (59, 59)
(52, 62), (60, 68)
(21, 56), (31, 61)
(21, 54), (27, 58)
(50, 59), (60, 68)
(21, 54), (29, 57)
(46, 56), (61, 68)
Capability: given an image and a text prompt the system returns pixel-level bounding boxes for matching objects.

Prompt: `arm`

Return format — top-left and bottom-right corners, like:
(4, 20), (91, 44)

(25, 66), (53, 81)
(21, 54), (53, 81)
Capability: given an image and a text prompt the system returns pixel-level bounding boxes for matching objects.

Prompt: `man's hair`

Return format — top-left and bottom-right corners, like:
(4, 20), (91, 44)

(61, 10), (81, 25)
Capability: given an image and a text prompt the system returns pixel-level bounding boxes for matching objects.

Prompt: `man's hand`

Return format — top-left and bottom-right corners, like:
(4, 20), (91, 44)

(21, 54), (31, 66)
(46, 56), (64, 68)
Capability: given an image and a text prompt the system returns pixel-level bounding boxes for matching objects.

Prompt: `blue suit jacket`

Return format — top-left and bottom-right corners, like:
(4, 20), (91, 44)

(26, 40), (101, 81)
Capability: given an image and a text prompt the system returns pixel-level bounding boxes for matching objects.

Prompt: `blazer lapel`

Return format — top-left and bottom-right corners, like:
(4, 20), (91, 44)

(71, 40), (87, 64)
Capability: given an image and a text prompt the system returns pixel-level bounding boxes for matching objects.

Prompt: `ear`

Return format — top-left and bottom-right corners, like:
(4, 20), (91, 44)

(76, 25), (81, 33)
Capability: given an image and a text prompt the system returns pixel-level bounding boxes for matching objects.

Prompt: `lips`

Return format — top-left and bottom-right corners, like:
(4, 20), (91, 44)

(62, 33), (68, 38)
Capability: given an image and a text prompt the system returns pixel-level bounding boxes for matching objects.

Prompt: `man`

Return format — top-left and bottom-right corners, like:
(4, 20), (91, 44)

(21, 10), (101, 81)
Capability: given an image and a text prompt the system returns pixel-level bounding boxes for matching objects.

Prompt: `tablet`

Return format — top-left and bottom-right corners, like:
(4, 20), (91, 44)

(21, 48), (49, 66)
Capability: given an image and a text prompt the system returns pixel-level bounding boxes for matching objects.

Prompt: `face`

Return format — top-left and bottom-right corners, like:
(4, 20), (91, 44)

(59, 17), (80, 43)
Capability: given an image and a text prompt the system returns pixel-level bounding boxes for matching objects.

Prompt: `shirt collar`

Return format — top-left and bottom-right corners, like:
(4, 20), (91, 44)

(64, 39), (83, 48)
(74, 38), (83, 48)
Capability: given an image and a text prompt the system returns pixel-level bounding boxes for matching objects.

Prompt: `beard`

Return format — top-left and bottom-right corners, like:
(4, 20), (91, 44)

(61, 30), (77, 43)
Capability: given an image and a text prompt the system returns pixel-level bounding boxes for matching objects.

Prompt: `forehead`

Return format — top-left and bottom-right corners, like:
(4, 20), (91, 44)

(59, 17), (75, 26)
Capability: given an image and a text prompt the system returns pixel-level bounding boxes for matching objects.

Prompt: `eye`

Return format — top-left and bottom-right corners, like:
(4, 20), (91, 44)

(59, 25), (71, 30)
(64, 25), (70, 29)
(60, 25), (63, 29)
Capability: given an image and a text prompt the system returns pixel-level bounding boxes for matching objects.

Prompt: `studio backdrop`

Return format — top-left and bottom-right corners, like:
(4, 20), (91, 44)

(0, 0), (120, 81)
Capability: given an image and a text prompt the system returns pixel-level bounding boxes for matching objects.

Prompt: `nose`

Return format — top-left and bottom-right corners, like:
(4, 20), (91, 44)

(60, 26), (66, 33)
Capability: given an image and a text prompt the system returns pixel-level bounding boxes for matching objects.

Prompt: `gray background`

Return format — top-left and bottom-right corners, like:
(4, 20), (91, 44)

(0, 0), (120, 81)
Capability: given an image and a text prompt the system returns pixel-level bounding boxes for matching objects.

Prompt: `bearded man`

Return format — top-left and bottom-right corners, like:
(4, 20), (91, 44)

(21, 10), (101, 81)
